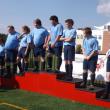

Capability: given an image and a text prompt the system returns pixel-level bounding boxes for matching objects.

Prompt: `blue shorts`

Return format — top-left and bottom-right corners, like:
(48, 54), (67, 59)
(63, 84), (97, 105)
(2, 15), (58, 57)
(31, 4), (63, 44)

(64, 45), (75, 61)
(5, 49), (18, 63)
(33, 45), (45, 58)
(0, 56), (5, 66)
(106, 57), (110, 72)
(18, 47), (30, 58)
(83, 56), (98, 73)
(48, 46), (62, 57)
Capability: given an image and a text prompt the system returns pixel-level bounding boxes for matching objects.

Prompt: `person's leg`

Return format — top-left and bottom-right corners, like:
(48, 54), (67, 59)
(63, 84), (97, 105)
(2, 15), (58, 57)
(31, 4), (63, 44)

(66, 61), (73, 80)
(83, 71), (88, 86)
(47, 53), (52, 70)
(55, 55), (62, 71)
(24, 58), (29, 71)
(0, 65), (3, 76)
(51, 47), (57, 72)
(5, 50), (11, 78)
(88, 57), (98, 89)
(101, 59), (110, 99)
(90, 72), (95, 86)
(104, 81), (110, 98)
(40, 47), (46, 71)
(0, 65), (2, 76)
(17, 48), (24, 73)
(46, 45), (53, 71)
(101, 72), (110, 99)
(64, 46), (69, 73)
(0, 57), (5, 76)
(17, 57), (24, 73)
(67, 46), (75, 80)
(40, 57), (45, 71)
(55, 46), (62, 71)
(64, 46), (73, 81)
(23, 48), (30, 71)
(80, 60), (88, 88)
(5, 63), (11, 78)
(50, 48), (56, 72)
(101, 82), (110, 99)
(33, 47), (39, 72)
(1, 57), (5, 76)
(88, 71), (95, 90)
(64, 46), (69, 79)
(33, 57), (39, 72)
(12, 50), (18, 74)
(65, 61), (69, 73)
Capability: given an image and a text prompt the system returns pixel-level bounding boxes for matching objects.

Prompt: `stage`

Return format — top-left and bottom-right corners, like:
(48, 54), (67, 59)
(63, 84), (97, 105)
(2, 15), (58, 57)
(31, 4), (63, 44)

(0, 71), (110, 109)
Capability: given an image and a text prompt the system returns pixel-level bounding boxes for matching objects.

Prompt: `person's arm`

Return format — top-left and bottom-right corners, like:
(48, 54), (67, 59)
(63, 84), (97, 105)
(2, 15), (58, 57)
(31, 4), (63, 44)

(51, 35), (62, 48)
(53, 35), (61, 44)
(17, 33), (25, 39)
(43, 31), (50, 48)
(24, 35), (32, 57)
(60, 30), (65, 41)
(51, 24), (63, 48)
(100, 50), (109, 61)
(43, 36), (48, 47)
(64, 37), (75, 42)
(46, 35), (51, 44)
(82, 48), (86, 56)
(64, 30), (76, 42)
(82, 48), (88, 59)
(24, 43), (31, 57)
(86, 50), (98, 60)
(82, 39), (89, 59)
(86, 39), (99, 60)
(60, 37), (65, 41)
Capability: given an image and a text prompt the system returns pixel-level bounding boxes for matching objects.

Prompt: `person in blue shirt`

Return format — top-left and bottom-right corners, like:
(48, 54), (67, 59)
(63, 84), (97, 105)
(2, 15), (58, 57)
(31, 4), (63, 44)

(80, 27), (99, 89)
(5, 25), (20, 77)
(60, 19), (76, 81)
(31, 18), (49, 72)
(98, 49), (110, 99)
(0, 37), (5, 76)
(47, 15), (63, 72)
(17, 26), (32, 74)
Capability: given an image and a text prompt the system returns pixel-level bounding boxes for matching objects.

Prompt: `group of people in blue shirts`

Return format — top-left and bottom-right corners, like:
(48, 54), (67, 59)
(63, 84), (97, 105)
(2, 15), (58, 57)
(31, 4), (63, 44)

(0, 15), (109, 99)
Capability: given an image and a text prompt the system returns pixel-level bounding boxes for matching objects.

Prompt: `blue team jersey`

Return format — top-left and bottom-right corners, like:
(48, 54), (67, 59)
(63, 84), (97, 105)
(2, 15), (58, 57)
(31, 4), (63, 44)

(83, 36), (99, 56)
(5, 32), (20, 50)
(50, 23), (63, 47)
(63, 28), (76, 46)
(0, 44), (5, 57)
(19, 34), (32, 48)
(31, 27), (49, 46)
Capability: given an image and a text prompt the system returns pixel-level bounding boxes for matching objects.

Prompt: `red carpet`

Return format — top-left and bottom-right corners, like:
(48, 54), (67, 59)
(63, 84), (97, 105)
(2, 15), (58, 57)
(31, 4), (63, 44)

(0, 72), (110, 109)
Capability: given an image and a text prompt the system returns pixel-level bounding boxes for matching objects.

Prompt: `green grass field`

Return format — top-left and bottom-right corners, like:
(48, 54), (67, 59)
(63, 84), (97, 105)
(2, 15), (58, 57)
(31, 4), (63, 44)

(0, 89), (109, 110)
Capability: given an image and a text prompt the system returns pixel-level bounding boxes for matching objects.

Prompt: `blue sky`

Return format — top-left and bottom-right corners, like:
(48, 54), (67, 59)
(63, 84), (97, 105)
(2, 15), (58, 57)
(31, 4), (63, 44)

(0, 0), (110, 33)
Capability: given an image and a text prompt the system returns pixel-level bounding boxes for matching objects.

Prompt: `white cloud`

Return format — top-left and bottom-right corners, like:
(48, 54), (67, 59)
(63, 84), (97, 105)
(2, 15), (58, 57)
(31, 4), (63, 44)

(97, 0), (110, 17)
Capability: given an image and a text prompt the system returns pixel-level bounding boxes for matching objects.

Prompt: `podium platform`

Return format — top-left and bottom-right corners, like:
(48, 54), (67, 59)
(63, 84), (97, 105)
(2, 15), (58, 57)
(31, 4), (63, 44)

(0, 71), (110, 109)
